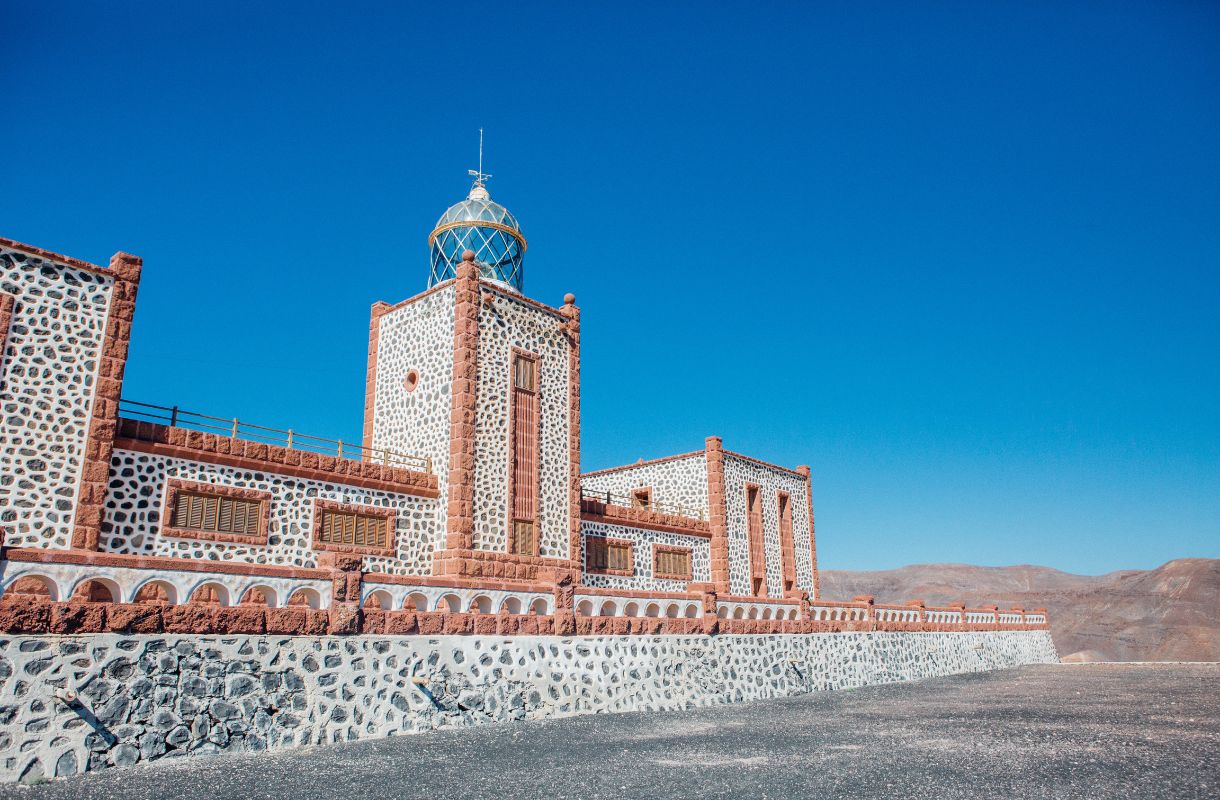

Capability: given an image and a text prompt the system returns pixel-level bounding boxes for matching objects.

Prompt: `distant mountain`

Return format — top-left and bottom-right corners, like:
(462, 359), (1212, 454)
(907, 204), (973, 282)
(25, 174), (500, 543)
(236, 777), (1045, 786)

(819, 558), (1219, 662)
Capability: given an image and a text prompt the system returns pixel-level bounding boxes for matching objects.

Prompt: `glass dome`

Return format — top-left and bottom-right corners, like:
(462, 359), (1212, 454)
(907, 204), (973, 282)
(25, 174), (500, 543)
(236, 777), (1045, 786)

(428, 184), (527, 291)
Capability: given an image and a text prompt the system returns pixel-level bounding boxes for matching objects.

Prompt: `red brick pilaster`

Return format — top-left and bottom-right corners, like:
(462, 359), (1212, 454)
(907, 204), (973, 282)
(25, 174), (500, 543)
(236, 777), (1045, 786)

(705, 435), (731, 593)
(797, 465), (819, 599)
(0, 290), (13, 546)
(362, 301), (390, 454)
(434, 255), (480, 573)
(71, 252), (142, 550)
(559, 293), (582, 572)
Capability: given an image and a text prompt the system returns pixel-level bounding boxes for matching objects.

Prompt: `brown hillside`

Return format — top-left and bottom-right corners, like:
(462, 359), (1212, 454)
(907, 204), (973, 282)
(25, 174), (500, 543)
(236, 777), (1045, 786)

(819, 558), (1219, 662)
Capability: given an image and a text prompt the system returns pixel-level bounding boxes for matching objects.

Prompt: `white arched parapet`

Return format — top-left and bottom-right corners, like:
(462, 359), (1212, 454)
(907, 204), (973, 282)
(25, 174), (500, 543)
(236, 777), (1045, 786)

(3, 572), (61, 602)
(469, 595), (493, 614)
(363, 589), (394, 610)
(716, 606), (729, 619)
(684, 603), (699, 619)
(623, 602), (640, 617)
(437, 593), (462, 612)
(732, 607), (745, 620)
(405, 592), (430, 611)
(644, 603), (661, 618)
(69, 576), (120, 603)
(665, 603), (680, 619)
(599, 601), (618, 617)
(576, 599), (594, 617)
(238, 584), (278, 607)
(529, 597), (549, 616)
(130, 578), (178, 605)
(501, 596), (523, 614)
(287, 587), (322, 609)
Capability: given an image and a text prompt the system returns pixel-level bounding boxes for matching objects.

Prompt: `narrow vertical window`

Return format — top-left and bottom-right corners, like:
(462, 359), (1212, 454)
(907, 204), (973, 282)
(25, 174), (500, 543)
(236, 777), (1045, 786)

(509, 350), (540, 556)
(778, 491), (795, 592)
(746, 484), (766, 595)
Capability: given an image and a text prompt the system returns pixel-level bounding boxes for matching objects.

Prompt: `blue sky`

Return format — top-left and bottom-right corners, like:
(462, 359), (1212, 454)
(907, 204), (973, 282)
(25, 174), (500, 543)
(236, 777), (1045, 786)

(3, 2), (1217, 575)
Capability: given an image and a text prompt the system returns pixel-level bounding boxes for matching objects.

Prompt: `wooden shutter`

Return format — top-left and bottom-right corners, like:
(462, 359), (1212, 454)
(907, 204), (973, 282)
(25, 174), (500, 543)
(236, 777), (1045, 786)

(778, 492), (796, 591)
(587, 536), (608, 570)
(509, 351), (540, 555)
(608, 541), (631, 572)
(746, 485), (766, 592)
(319, 509), (389, 550)
(172, 491), (263, 536)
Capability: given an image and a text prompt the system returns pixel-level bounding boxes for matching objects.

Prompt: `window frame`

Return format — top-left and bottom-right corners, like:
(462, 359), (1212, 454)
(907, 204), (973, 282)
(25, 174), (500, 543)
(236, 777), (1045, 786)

(631, 487), (652, 510)
(507, 347), (542, 557)
(585, 535), (635, 576)
(653, 544), (694, 581)
(310, 498), (397, 557)
(161, 478), (271, 546)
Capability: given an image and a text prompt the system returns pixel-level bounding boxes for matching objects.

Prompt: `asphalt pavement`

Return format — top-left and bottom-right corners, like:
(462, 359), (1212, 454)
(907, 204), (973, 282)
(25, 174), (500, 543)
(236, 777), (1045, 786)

(4, 663), (1217, 800)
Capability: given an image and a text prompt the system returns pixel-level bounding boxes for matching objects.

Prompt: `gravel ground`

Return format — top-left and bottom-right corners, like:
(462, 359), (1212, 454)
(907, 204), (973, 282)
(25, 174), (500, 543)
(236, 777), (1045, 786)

(4, 663), (1217, 800)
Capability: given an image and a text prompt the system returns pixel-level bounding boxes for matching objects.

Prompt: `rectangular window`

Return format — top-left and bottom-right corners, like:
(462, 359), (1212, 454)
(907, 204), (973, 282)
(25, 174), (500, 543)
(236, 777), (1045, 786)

(746, 484), (766, 595)
(318, 509), (390, 550)
(654, 545), (693, 581)
(778, 491), (795, 592)
(509, 350), (541, 556)
(162, 479), (271, 546)
(586, 536), (633, 574)
(632, 488), (652, 510)
(172, 491), (262, 536)
(311, 499), (396, 556)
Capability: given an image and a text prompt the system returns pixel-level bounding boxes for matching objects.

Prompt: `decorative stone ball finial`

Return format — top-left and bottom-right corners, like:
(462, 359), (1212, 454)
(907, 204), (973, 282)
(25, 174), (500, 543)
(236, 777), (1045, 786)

(462, 250), (476, 263)
(563, 293), (576, 306)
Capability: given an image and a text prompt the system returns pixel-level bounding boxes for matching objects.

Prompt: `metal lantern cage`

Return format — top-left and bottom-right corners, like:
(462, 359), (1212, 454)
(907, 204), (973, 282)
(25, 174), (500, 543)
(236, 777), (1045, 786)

(428, 184), (527, 291)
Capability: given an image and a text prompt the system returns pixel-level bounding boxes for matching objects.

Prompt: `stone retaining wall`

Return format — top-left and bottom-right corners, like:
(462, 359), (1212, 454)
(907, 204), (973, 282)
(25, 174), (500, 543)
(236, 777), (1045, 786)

(0, 630), (1057, 784)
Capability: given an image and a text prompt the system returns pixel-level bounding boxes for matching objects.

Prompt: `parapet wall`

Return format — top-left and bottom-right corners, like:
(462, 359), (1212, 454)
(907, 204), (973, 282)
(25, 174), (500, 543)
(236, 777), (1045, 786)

(0, 629), (1057, 783)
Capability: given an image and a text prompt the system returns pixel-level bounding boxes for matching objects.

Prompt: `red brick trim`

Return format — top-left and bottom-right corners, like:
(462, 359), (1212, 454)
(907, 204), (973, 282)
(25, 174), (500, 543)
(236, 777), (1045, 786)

(584, 535), (635, 576)
(2, 547), (330, 580)
(442, 259), (479, 556)
(362, 301), (390, 454)
(72, 252), (142, 550)
(311, 498), (397, 558)
(378, 277), (459, 317)
(114, 420), (438, 497)
(506, 347), (541, 557)
(653, 544), (694, 581)
(160, 478), (272, 546)
(432, 547), (573, 582)
(0, 237), (109, 275)
(723, 449), (805, 478)
(482, 283), (569, 320)
(579, 503), (712, 538)
(581, 450), (705, 479)
(719, 594), (803, 605)
(704, 436), (730, 592)
(559, 296), (582, 570)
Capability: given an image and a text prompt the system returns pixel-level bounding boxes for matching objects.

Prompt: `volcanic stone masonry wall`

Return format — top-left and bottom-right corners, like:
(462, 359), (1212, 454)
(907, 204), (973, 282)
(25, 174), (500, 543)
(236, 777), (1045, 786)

(0, 630), (1057, 783)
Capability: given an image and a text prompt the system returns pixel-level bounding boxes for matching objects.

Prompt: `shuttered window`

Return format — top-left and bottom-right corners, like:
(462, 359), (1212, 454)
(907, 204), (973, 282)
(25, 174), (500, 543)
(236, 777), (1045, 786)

(632, 488), (651, 510)
(746, 484), (766, 594)
(172, 491), (262, 536)
(318, 509), (390, 550)
(587, 536), (632, 573)
(511, 520), (536, 557)
(778, 492), (796, 591)
(654, 547), (692, 580)
(509, 350), (540, 556)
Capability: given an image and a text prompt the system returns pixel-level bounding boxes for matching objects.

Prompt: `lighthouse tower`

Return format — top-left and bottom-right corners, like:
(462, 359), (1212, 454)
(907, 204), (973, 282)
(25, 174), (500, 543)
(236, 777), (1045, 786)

(363, 158), (580, 584)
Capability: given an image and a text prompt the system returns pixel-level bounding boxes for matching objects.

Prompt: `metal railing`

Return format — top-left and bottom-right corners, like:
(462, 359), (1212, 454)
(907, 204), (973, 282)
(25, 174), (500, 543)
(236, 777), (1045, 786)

(580, 489), (706, 521)
(119, 399), (432, 473)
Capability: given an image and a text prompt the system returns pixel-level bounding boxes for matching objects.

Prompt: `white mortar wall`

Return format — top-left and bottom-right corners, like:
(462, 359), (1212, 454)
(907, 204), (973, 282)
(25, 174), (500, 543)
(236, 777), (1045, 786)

(0, 245), (114, 550)
(369, 284), (456, 555)
(0, 630), (1057, 783)
(471, 289), (571, 557)
(100, 449), (439, 575)
(582, 453), (708, 516)
(722, 455), (814, 598)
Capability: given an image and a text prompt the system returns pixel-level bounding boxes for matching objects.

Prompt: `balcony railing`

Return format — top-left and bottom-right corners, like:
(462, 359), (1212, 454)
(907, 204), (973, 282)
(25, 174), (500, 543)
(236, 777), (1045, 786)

(580, 489), (706, 521)
(119, 399), (432, 473)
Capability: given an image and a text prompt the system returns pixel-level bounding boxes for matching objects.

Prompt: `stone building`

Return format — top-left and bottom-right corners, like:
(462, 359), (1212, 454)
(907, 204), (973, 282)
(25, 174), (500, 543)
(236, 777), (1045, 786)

(0, 175), (1045, 635)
